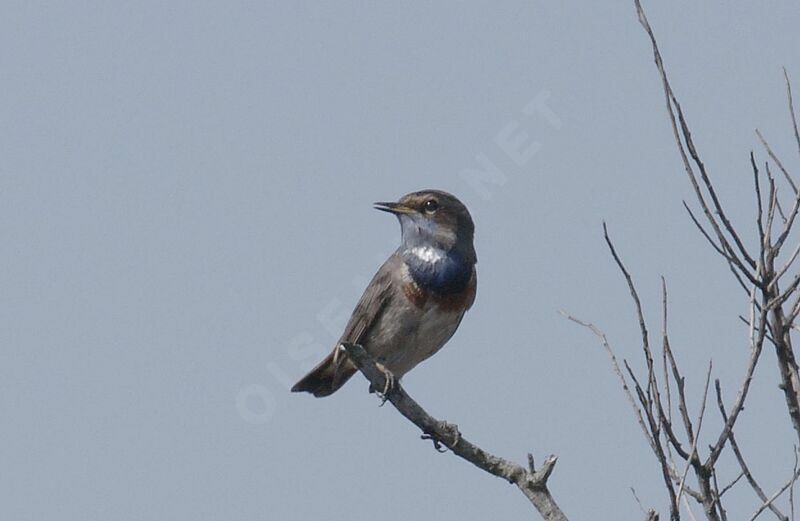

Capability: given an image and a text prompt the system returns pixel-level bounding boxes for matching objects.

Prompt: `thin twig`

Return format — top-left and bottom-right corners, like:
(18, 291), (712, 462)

(716, 380), (788, 521)
(791, 447), (798, 521)
(719, 472), (745, 498)
(706, 289), (767, 467)
(757, 129), (797, 195)
(749, 463), (800, 521)
(561, 311), (656, 452)
(675, 361), (713, 509)
(785, 68), (800, 161)
(634, 0), (760, 291)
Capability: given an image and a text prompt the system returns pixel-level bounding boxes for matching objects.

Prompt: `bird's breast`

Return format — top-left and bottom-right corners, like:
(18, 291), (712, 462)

(401, 262), (476, 313)
(372, 276), (468, 377)
(402, 247), (474, 296)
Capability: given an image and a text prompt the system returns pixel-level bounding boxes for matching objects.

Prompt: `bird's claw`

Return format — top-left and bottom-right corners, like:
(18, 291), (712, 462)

(421, 421), (461, 452)
(375, 363), (395, 406)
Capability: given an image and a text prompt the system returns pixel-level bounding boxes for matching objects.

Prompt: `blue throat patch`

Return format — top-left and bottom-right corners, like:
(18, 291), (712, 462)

(403, 248), (472, 294)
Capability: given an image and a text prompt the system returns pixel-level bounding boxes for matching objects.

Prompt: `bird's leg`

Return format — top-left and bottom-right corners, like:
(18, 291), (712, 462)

(374, 362), (395, 405)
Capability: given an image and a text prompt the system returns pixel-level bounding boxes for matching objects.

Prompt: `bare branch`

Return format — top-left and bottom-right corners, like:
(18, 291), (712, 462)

(770, 242), (800, 292)
(630, 3), (800, 520)
(634, 0), (759, 289)
(662, 278), (674, 425)
(749, 463), (800, 521)
(769, 311), (800, 444)
(341, 342), (568, 521)
(705, 285), (767, 467)
(716, 380), (788, 521)
(675, 361), (713, 509)
(712, 468), (729, 521)
(754, 153), (767, 253)
(561, 311), (656, 451)
(766, 163), (790, 225)
(683, 201), (753, 295)
(757, 129), (797, 195)
(603, 222), (654, 383)
(785, 68), (800, 161)
(791, 447), (798, 521)
(719, 472), (745, 498)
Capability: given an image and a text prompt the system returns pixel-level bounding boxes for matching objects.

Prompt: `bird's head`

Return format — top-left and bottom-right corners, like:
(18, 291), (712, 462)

(374, 190), (476, 263)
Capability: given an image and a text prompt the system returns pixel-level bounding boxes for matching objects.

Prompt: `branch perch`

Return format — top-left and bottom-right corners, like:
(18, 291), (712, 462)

(341, 342), (568, 521)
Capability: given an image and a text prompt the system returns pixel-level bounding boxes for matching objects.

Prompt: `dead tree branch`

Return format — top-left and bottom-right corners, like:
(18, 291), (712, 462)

(716, 381), (788, 521)
(567, 3), (799, 519)
(341, 342), (568, 521)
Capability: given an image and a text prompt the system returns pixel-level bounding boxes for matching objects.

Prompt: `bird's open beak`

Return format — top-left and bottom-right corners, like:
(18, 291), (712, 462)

(373, 202), (415, 215)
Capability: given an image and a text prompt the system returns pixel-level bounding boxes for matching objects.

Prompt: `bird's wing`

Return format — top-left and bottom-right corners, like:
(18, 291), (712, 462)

(338, 255), (399, 346)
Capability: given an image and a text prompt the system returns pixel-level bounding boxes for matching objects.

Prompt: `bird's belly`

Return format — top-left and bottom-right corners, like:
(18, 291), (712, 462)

(364, 301), (462, 378)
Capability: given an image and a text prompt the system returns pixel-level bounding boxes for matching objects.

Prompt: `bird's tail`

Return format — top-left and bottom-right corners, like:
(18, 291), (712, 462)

(290, 348), (357, 397)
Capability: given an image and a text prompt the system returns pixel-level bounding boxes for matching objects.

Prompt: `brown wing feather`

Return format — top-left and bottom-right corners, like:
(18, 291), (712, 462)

(338, 256), (398, 344)
(290, 256), (397, 397)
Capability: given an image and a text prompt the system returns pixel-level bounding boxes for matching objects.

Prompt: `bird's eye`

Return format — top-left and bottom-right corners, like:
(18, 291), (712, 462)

(423, 199), (439, 213)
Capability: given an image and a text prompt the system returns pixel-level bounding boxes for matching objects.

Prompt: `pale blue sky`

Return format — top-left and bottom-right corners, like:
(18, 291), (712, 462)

(3, 2), (800, 520)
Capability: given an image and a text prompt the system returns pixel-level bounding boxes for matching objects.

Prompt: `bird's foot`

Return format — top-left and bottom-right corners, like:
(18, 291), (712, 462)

(372, 363), (395, 406)
(421, 421), (461, 453)
(440, 421), (461, 449)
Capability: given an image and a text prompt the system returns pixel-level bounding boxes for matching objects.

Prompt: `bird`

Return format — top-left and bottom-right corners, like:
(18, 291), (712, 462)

(291, 189), (477, 398)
